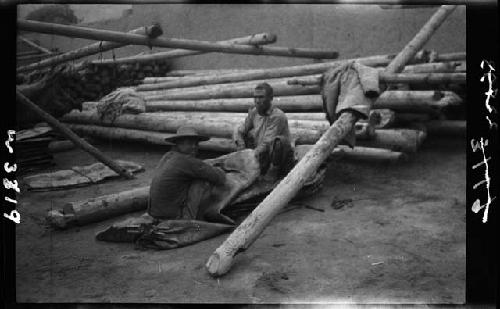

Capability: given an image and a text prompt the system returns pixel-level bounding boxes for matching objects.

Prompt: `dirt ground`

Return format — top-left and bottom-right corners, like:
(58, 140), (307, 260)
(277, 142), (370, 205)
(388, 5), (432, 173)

(15, 135), (465, 304)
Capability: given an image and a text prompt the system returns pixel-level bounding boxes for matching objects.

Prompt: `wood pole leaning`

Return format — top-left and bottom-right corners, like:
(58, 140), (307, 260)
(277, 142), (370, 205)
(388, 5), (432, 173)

(16, 90), (135, 180)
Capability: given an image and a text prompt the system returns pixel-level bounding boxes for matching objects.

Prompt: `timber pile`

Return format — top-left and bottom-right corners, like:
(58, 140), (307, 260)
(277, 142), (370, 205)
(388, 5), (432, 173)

(62, 49), (466, 158)
(18, 61), (172, 110)
(16, 125), (57, 174)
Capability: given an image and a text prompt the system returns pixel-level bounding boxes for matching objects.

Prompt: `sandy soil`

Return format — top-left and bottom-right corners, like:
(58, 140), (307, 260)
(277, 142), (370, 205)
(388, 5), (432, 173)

(15, 135), (465, 304)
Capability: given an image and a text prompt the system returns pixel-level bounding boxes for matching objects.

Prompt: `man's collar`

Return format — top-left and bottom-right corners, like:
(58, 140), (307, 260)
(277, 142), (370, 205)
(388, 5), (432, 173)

(259, 105), (274, 116)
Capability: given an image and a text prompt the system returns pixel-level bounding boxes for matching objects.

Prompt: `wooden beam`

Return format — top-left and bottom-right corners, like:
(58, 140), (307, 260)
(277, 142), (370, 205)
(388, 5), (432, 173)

(18, 36), (52, 54)
(135, 52), (464, 91)
(16, 90), (135, 180)
(17, 24), (163, 73)
(205, 4), (457, 277)
(91, 33), (277, 65)
(385, 5), (457, 73)
(17, 20), (339, 59)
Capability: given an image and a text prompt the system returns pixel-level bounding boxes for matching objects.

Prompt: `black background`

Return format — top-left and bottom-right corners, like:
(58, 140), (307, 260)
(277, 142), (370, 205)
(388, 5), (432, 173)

(1, 1), (498, 308)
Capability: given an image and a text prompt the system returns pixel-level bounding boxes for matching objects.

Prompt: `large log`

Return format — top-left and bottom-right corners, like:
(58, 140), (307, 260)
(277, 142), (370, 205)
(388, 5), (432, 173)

(17, 24), (163, 73)
(65, 114), (418, 154)
(92, 33), (277, 65)
(145, 61), (461, 83)
(16, 90), (135, 179)
(61, 111), (324, 144)
(139, 74), (463, 102)
(385, 5), (457, 73)
(65, 123), (410, 163)
(138, 75), (316, 93)
(47, 187), (150, 228)
(18, 20), (339, 60)
(142, 81), (320, 101)
(361, 129), (426, 153)
(142, 90), (460, 114)
(133, 51), (463, 91)
(205, 5), (457, 277)
(142, 91), (459, 113)
(146, 97), (322, 112)
(287, 72), (465, 87)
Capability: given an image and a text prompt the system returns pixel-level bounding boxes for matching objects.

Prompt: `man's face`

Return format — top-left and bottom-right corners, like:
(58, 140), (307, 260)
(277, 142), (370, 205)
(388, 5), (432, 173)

(176, 138), (199, 157)
(254, 89), (272, 115)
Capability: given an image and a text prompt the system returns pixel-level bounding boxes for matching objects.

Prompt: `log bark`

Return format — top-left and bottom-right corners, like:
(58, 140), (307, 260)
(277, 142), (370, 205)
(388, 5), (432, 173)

(18, 20), (339, 60)
(92, 33), (278, 65)
(143, 91), (459, 113)
(17, 24), (163, 73)
(361, 129), (426, 153)
(205, 5), (455, 277)
(286, 72), (465, 87)
(163, 69), (255, 77)
(142, 81), (320, 101)
(65, 123), (415, 153)
(16, 90), (135, 179)
(61, 111), (324, 144)
(154, 62), (460, 81)
(135, 52), (463, 91)
(47, 187), (150, 228)
(146, 96), (323, 112)
(332, 145), (407, 162)
(385, 5), (457, 73)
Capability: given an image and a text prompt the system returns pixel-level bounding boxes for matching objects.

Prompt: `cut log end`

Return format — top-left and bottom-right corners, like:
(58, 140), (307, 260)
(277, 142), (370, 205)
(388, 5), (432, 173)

(206, 249), (234, 277)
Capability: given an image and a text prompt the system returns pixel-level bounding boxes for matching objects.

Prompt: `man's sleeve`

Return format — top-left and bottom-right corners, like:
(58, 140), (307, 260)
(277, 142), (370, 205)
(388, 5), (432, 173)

(255, 112), (289, 154)
(233, 109), (254, 147)
(185, 156), (226, 185)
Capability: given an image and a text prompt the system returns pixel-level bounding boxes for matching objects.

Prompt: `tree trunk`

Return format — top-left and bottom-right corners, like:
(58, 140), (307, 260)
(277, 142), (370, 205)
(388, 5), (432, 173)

(141, 81), (320, 101)
(16, 90), (135, 180)
(92, 33), (277, 65)
(385, 5), (457, 73)
(47, 187), (149, 229)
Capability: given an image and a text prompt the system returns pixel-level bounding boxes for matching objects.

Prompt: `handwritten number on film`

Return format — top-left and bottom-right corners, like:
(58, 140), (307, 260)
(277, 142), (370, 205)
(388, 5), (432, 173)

(471, 61), (498, 223)
(4, 130), (20, 224)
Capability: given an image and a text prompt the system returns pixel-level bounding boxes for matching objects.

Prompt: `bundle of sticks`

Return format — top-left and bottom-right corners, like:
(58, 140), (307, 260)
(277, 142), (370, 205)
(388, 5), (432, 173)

(61, 52), (466, 160)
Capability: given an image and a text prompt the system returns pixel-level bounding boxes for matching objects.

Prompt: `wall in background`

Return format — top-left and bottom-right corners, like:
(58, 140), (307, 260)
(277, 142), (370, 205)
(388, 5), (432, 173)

(21, 4), (466, 70)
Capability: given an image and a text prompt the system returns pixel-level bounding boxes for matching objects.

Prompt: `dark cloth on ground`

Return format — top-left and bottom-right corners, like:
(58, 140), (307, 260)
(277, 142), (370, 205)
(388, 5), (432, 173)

(95, 213), (234, 250)
(147, 150), (226, 219)
(321, 61), (380, 147)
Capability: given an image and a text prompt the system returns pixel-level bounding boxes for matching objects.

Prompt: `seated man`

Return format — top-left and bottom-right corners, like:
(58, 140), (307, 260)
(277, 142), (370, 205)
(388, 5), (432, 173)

(147, 126), (226, 221)
(233, 82), (295, 177)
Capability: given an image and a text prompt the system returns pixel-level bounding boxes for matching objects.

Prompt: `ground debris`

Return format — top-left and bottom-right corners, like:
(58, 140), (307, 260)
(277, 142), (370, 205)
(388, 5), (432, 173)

(254, 271), (291, 294)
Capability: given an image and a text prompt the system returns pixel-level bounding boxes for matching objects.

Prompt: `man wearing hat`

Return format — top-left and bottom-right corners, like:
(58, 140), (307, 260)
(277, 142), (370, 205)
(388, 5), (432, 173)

(233, 82), (295, 177)
(147, 126), (226, 220)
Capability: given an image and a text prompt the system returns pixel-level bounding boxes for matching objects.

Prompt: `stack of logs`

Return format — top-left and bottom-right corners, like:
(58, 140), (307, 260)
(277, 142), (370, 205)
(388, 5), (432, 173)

(18, 61), (172, 106)
(61, 53), (466, 161)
